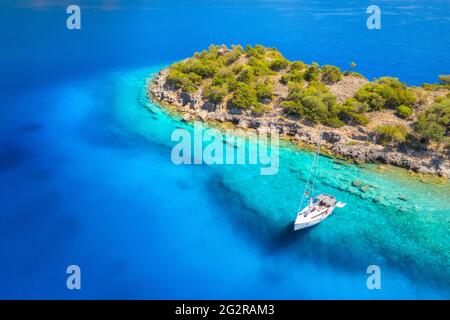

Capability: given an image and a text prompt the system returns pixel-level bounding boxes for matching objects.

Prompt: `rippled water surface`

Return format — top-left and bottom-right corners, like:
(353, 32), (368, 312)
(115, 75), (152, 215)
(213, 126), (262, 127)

(0, 0), (449, 298)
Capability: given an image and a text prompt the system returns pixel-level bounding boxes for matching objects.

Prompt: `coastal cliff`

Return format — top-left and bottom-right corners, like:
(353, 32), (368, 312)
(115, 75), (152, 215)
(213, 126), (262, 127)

(149, 45), (450, 177)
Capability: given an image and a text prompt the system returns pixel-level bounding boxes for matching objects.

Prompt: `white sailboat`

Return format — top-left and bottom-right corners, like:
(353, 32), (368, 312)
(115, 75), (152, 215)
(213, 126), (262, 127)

(294, 132), (346, 231)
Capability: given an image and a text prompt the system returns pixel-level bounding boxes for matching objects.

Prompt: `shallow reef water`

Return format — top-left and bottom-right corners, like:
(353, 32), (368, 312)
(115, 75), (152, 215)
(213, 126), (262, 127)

(0, 66), (448, 299)
(111, 68), (450, 298)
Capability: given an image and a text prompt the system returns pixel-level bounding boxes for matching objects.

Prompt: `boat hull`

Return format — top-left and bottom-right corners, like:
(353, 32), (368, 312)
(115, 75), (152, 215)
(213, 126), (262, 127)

(294, 217), (324, 231)
(294, 201), (335, 231)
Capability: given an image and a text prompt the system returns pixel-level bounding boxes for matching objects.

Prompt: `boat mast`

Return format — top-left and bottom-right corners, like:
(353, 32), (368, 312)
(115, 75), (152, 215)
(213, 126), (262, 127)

(310, 132), (322, 198)
(297, 131), (323, 212)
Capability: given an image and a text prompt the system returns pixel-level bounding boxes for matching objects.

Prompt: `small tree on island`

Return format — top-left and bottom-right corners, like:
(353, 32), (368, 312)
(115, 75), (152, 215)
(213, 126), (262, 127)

(375, 125), (408, 146)
(438, 75), (450, 85)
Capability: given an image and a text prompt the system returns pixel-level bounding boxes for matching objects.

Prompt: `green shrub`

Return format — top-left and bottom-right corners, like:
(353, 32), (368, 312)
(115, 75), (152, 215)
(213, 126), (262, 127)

(255, 80), (274, 101)
(438, 74), (450, 85)
(226, 78), (239, 92)
(269, 58), (289, 71)
(166, 69), (198, 92)
(323, 117), (345, 128)
(166, 69), (186, 88)
(303, 81), (330, 96)
(212, 70), (232, 86)
(354, 77), (416, 111)
(286, 82), (329, 101)
(180, 60), (218, 78)
(265, 47), (285, 59)
(422, 82), (450, 90)
(355, 88), (385, 111)
(322, 93), (337, 110)
(395, 105), (413, 119)
(252, 103), (270, 115)
(230, 84), (257, 109)
(202, 85), (227, 104)
(304, 63), (321, 82)
(321, 65), (342, 84)
(338, 110), (369, 126)
(236, 67), (255, 84)
(416, 121), (446, 143)
(282, 83), (338, 123)
(248, 57), (273, 76)
(377, 78), (415, 108)
(245, 44), (266, 58)
(224, 45), (243, 65)
(286, 82), (306, 101)
(301, 96), (328, 114)
(290, 61), (306, 71)
(212, 70), (239, 92)
(299, 97), (327, 123)
(280, 69), (304, 84)
(375, 125), (408, 146)
(343, 98), (370, 113)
(343, 71), (366, 79)
(232, 64), (244, 75)
(280, 61), (307, 84)
(281, 100), (302, 115)
(188, 72), (203, 85)
(435, 96), (445, 103)
(414, 99), (450, 143)
(194, 48), (219, 61)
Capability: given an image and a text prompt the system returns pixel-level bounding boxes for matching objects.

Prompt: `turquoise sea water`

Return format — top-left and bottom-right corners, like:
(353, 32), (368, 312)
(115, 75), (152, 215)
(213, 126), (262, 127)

(42, 67), (450, 298)
(1, 64), (449, 299)
(0, 1), (449, 299)
(137, 68), (450, 299)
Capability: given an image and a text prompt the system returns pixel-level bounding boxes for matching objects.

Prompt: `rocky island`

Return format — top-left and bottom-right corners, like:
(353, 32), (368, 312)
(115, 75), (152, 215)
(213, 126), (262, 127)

(149, 44), (450, 177)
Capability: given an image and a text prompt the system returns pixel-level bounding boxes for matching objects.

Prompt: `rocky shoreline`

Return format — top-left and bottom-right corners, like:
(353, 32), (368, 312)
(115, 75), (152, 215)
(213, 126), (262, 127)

(149, 69), (450, 178)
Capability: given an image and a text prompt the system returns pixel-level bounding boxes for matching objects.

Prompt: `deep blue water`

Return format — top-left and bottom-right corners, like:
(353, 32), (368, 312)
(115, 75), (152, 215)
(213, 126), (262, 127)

(0, 1), (449, 299)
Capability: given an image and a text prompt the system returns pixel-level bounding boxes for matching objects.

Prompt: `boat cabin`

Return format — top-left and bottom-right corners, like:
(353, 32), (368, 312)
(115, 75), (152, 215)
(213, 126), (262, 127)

(315, 194), (336, 207)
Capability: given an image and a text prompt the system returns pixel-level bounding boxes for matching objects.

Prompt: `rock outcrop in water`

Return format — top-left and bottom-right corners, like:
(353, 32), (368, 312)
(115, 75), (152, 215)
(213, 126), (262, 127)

(149, 45), (450, 178)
